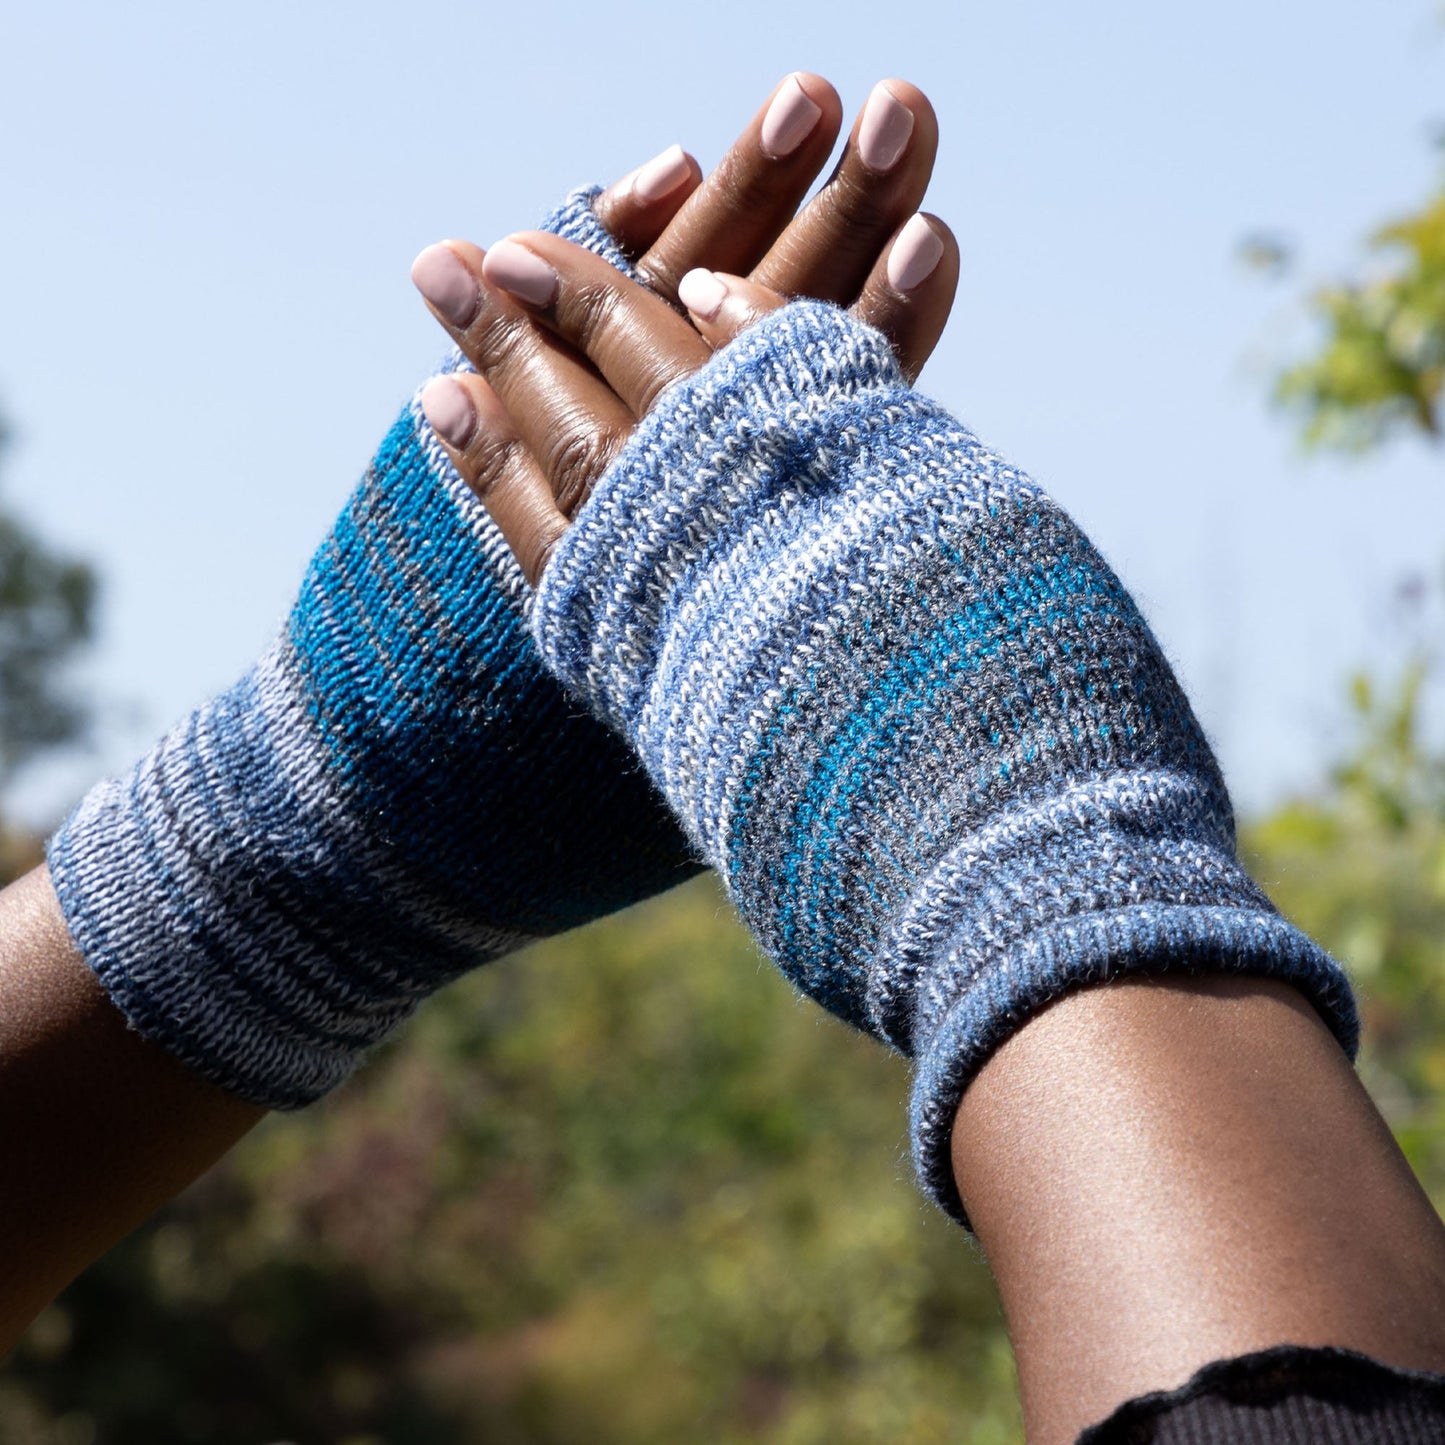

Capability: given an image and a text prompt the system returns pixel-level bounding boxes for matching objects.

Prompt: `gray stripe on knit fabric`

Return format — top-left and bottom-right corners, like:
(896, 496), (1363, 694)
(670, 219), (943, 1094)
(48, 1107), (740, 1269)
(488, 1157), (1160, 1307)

(715, 501), (1193, 1025)
(866, 766), (1260, 1047)
(537, 316), (909, 740)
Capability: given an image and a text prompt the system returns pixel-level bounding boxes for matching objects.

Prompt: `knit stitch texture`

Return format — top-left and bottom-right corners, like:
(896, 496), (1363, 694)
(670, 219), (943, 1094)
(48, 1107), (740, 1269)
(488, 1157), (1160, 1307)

(47, 187), (698, 1109)
(531, 300), (1360, 1224)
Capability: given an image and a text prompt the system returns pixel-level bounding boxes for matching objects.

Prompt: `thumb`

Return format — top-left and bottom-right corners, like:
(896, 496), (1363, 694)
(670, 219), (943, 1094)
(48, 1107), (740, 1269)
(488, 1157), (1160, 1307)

(677, 269), (788, 349)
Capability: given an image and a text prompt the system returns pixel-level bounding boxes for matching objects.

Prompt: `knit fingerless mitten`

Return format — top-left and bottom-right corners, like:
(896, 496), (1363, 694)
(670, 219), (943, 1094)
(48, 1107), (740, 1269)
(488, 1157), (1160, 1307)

(530, 301), (1359, 1223)
(47, 188), (698, 1109)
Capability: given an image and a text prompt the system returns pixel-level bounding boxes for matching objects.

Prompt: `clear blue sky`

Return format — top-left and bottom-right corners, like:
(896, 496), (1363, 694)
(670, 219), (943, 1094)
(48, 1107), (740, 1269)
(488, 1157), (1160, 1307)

(1, 0), (1441, 825)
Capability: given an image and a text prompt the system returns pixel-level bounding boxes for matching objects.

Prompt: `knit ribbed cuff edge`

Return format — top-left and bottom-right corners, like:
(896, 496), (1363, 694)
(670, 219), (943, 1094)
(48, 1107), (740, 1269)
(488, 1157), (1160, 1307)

(909, 903), (1359, 1227)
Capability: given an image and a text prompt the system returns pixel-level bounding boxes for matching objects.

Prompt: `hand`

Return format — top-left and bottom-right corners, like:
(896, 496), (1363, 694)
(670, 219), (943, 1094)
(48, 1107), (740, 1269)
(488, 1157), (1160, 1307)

(411, 77), (955, 579)
(413, 85), (959, 586)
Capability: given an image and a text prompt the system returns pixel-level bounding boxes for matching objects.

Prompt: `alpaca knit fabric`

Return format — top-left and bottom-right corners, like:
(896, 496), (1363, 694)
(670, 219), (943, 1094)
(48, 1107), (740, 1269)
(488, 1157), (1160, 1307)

(46, 187), (698, 1110)
(531, 299), (1360, 1224)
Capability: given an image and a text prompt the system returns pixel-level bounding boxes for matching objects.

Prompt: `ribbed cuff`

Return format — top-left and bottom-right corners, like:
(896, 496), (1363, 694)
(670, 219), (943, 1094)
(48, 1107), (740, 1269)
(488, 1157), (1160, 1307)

(46, 648), (502, 1109)
(909, 898), (1358, 1226)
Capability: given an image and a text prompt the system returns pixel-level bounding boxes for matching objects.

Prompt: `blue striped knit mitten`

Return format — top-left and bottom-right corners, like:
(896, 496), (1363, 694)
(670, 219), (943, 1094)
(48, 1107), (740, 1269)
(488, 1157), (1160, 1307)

(47, 189), (698, 1110)
(530, 300), (1359, 1222)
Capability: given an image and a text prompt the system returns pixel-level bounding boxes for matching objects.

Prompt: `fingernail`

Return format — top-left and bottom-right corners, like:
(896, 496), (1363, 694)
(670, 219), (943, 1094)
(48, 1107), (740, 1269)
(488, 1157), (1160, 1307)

(679, 267), (729, 322)
(761, 74), (823, 159)
(630, 143), (692, 203)
(858, 82), (915, 173)
(482, 240), (559, 307)
(411, 243), (480, 327)
(420, 376), (476, 448)
(887, 214), (945, 293)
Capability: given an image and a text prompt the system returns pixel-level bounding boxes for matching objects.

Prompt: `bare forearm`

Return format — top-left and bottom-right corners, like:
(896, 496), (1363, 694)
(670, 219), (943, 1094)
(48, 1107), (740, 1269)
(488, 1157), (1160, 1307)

(0, 865), (263, 1353)
(954, 975), (1445, 1444)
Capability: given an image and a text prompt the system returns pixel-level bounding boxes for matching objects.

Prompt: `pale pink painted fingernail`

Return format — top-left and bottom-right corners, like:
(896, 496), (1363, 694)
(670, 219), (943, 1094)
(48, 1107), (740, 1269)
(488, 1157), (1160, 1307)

(887, 214), (945, 293)
(760, 74), (823, 159)
(630, 143), (692, 203)
(679, 268), (730, 321)
(411, 243), (480, 327)
(420, 376), (475, 448)
(858, 82), (915, 173)
(482, 241), (559, 307)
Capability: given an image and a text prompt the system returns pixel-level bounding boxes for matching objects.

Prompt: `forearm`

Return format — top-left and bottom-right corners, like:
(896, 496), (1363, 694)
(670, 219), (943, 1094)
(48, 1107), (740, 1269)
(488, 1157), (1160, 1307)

(0, 865), (263, 1353)
(955, 974), (1445, 1445)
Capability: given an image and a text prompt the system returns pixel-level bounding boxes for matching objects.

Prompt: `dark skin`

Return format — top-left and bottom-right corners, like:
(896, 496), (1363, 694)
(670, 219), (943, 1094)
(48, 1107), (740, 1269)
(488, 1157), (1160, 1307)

(0, 75), (955, 1356)
(418, 175), (1445, 1442)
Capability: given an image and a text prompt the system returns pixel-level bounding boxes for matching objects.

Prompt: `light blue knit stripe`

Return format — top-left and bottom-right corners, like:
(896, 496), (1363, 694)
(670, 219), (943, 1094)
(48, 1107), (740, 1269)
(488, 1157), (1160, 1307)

(641, 393), (1030, 856)
(537, 320), (912, 739)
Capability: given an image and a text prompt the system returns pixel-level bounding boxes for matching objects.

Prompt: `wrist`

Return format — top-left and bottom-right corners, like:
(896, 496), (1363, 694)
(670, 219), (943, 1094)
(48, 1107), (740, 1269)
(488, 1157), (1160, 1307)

(954, 974), (1445, 1445)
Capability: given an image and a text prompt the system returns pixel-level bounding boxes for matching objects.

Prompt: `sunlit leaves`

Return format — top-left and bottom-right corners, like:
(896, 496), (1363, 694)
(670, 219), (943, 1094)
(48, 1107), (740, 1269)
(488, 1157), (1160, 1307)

(1276, 183), (1445, 451)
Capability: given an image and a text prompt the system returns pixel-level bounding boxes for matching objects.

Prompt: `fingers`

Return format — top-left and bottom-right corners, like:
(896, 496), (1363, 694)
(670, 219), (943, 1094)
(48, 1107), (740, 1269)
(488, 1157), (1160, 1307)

(418, 371), (567, 587)
(411, 239), (636, 518)
(630, 72), (844, 303)
(677, 214), (959, 383)
(591, 144), (704, 257)
(677, 269), (786, 349)
(752, 79), (939, 305)
(852, 213), (960, 383)
(482, 232), (713, 417)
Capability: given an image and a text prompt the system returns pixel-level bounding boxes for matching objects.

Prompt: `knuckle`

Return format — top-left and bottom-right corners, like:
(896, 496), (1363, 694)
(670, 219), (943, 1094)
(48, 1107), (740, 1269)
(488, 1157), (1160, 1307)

(819, 167), (898, 235)
(464, 429), (526, 502)
(566, 281), (624, 347)
(465, 307), (535, 378)
(546, 422), (623, 515)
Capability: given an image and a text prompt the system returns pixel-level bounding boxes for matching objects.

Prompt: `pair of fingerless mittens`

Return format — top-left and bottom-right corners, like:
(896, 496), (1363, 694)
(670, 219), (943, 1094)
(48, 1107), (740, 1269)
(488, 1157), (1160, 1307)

(50, 193), (1356, 1223)
(528, 300), (1359, 1223)
(47, 190), (700, 1108)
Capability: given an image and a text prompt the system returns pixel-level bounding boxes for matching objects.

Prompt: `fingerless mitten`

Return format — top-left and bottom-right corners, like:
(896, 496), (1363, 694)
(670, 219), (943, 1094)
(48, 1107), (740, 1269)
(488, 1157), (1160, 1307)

(530, 301), (1359, 1222)
(47, 188), (698, 1109)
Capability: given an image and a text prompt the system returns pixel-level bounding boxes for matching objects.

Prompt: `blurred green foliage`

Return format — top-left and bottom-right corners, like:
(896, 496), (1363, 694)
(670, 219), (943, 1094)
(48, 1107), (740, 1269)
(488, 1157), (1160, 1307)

(2, 882), (1021, 1444)
(1275, 177), (1445, 450)
(0, 417), (95, 788)
(1245, 654), (1445, 1199)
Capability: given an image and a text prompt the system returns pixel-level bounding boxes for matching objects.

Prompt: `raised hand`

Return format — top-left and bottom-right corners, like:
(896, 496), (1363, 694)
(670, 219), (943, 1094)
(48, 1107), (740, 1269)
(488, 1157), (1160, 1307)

(413, 208), (957, 581)
(414, 174), (1356, 1238)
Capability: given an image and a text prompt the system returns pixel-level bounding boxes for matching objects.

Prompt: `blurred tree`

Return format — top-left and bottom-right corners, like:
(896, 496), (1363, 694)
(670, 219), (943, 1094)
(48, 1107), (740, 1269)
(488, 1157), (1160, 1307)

(1274, 173), (1445, 450)
(1246, 648), (1445, 1207)
(2, 880), (1021, 1444)
(0, 412), (96, 882)
(1256, 111), (1445, 1203)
